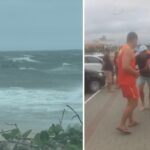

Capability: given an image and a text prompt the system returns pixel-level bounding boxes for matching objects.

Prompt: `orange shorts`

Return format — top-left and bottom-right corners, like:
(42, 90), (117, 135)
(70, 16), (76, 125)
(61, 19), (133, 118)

(120, 84), (139, 100)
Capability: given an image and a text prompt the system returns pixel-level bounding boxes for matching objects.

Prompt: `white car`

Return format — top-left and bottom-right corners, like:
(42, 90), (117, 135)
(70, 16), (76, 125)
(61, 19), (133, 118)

(85, 55), (104, 72)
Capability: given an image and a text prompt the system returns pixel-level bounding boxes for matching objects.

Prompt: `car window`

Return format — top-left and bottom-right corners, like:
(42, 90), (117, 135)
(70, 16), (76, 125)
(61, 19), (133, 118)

(85, 56), (101, 63)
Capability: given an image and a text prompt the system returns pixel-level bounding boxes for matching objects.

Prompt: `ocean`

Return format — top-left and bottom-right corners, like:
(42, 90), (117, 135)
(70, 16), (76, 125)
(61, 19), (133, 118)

(0, 50), (82, 132)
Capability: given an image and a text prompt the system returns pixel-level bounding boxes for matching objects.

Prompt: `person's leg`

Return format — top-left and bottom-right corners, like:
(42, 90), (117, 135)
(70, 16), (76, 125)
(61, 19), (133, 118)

(108, 71), (114, 92)
(117, 84), (139, 133)
(138, 77), (145, 110)
(106, 71), (113, 92)
(105, 71), (109, 88)
(139, 84), (145, 110)
(115, 67), (119, 89)
(118, 99), (136, 130)
(128, 85), (139, 126)
(128, 100), (138, 126)
(112, 71), (115, 84)
(148, 81), (150, 108)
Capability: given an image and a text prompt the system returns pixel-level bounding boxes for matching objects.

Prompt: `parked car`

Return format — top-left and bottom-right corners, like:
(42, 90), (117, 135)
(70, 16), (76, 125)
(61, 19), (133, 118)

(85, 55), (103, 72)
(85, 69), (105, 93)
(92, 53), (104, 58)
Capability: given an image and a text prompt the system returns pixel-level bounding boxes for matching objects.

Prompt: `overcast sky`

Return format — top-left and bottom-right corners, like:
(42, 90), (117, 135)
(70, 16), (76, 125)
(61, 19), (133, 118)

(85, 0), (150, 44)
(0, 0), (82, 50)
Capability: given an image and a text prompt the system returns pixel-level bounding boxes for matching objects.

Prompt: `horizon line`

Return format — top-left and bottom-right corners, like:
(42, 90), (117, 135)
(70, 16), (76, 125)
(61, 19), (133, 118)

(0, 49), (82, 52)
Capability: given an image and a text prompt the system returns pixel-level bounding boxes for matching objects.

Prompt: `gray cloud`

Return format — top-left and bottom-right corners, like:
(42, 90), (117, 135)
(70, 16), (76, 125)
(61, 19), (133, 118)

(85, 0), (150, 44)
(0, 0), (82, 50)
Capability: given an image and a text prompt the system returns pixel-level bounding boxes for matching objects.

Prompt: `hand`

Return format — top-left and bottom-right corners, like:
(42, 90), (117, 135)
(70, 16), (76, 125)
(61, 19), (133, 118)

(135, 70), (140, 78)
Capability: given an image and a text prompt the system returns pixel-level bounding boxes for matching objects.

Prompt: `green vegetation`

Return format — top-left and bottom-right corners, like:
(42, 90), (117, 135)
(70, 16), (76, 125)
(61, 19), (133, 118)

(0, 105), (82, 150)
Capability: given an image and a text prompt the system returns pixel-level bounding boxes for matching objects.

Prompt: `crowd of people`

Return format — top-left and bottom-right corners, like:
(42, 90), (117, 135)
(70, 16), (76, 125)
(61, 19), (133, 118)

(102, 32), (150, 134)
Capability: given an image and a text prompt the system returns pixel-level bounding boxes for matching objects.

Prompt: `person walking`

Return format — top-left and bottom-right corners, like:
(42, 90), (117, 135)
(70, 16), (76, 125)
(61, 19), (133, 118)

(117, 32), (139, 134)
(136, 45), (150, 110)
(103, 53), (114, 92)
(114, 51), (119, 88)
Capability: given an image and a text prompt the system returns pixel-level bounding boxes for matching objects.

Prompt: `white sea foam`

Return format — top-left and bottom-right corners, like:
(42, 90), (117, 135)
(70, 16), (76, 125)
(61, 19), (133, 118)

(62, 62), (71, 66)
(0, 87), (82, 114)
(49, 62), (80, 73)
(19, 67), (37, 71)
(7, 55), (39, 63)
(0, 86), (82, 131)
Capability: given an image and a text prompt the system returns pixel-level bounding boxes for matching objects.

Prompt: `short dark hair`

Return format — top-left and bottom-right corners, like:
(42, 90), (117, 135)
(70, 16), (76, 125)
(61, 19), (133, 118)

(127, 32), (138, 42)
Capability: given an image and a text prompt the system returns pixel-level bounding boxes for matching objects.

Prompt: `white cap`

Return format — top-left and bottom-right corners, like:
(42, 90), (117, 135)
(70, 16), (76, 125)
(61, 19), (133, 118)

(138, 45), (148, 53)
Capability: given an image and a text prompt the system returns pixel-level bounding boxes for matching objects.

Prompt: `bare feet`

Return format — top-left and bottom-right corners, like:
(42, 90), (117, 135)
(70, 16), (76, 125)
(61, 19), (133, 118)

(116, 127), (131, 134)
(109, 90), (114, 93)
(139, 105), (145, 111)
(128, 121), (139, 127)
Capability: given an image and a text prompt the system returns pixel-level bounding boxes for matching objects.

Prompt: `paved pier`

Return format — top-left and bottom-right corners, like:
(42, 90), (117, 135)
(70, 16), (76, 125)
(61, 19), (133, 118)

(85, 86), (150, 150)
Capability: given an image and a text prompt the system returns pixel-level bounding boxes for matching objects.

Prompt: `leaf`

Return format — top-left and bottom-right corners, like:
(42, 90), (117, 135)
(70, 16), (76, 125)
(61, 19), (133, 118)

(11, 128), (21, 139)
(66, 144), (81, 150)
(49, 124), (63, 137)
(40, 131), (49, 143)
(2, 128), (21, 140)
(33, 133), (41, 145)
(22, 129), (32, 138)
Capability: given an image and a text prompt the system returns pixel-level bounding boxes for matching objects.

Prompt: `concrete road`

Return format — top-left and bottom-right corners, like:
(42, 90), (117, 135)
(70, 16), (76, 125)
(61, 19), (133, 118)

(85, 86), (150, 150)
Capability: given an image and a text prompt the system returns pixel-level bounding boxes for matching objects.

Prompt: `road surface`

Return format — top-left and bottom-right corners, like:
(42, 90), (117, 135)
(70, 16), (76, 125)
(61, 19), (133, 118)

(85, 86), (150, 150)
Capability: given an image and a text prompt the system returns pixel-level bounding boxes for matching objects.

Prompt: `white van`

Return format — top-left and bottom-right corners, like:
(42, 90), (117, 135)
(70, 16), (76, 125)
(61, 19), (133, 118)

(85, 55), (104, 72)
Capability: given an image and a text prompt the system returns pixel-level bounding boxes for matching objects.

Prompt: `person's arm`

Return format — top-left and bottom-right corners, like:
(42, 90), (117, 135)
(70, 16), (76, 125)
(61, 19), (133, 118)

(122, 48), (139, 77)
(135, 55), (139, 70)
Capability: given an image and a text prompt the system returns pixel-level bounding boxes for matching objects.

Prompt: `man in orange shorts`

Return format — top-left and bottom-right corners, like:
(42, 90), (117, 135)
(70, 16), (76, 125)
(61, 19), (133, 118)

(117, 32), (140, 134)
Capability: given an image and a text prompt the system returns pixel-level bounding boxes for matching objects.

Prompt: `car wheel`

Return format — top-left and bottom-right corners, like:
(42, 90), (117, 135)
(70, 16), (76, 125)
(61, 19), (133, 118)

(89, 80), (100, 93)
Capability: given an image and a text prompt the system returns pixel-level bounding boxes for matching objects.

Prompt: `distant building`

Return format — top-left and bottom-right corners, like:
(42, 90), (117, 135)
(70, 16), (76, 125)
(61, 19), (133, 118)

(85, 36), (119, 53)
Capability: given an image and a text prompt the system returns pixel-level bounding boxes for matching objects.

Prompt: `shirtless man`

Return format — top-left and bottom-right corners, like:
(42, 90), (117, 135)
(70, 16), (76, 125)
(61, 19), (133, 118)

(117, 32), (139, 134)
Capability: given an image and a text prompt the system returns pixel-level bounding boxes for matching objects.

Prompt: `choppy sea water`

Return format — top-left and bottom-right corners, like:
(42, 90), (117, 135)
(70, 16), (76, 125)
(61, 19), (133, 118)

(0, 50), (82, 132)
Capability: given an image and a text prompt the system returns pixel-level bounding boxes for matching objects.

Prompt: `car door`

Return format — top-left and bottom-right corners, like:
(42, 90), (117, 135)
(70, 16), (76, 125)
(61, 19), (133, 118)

(85, 56), (103, 72)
